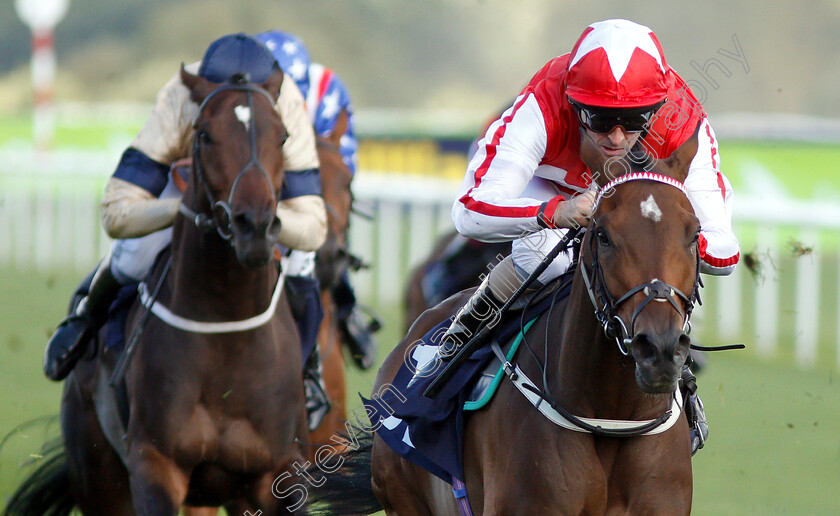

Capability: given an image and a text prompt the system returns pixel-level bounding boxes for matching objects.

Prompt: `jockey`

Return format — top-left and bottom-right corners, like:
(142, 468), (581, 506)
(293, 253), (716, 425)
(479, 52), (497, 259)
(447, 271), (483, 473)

(421, 19), (740, 455)
(42, 33), (333, 431)
(256, 30), (380, 370)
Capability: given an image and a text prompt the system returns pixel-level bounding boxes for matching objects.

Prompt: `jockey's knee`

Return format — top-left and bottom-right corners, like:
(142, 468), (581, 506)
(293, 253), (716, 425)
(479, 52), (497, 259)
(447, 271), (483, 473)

(110, 228), (173, 284)
(511, 233), (574, 286)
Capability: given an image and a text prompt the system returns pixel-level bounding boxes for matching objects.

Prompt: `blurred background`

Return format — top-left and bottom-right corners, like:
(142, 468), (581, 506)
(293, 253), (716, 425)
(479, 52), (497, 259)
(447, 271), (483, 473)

(1, 0), (839, 514)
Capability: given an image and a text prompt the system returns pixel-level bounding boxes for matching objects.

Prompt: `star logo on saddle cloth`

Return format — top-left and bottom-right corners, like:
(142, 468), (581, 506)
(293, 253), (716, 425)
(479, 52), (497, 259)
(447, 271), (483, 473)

(570, 19), (665, 82)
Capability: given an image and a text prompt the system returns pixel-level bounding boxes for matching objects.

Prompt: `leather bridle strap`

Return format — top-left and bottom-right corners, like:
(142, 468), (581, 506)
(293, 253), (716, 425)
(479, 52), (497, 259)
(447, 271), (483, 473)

(183, 81), (279, 240)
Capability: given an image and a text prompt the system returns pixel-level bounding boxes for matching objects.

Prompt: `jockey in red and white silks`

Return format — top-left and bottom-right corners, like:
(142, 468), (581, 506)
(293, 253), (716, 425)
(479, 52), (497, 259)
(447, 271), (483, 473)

(453, 19), (740, 285)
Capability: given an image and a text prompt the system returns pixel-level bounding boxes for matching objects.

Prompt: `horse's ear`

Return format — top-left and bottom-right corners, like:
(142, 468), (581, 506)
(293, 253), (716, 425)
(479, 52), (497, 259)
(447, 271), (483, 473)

(180, 64), (216, 106)
(260, 67), (284, 101)
(662, 119), (702, 182)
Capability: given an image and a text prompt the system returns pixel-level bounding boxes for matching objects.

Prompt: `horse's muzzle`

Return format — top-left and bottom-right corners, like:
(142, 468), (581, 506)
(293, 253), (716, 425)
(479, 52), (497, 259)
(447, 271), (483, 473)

(230, 209), (282, 268)
(629, 328), (690, 394)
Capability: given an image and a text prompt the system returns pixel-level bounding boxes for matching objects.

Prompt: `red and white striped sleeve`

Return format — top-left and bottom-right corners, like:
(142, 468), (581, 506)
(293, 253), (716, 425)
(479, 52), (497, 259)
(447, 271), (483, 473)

(685, 118), (740, 275)
(451, 93), (562, 242)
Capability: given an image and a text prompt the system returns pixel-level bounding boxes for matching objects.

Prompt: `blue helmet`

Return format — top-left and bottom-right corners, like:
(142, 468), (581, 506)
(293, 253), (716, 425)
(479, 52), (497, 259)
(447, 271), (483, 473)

(255, 30), (311, 96)
(199, 33), (279, 83)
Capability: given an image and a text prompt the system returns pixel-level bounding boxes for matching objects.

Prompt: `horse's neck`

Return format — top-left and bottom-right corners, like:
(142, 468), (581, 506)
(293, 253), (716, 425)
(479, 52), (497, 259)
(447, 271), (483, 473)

(552, 275), (665, 420)
(167, 225), (278, 320)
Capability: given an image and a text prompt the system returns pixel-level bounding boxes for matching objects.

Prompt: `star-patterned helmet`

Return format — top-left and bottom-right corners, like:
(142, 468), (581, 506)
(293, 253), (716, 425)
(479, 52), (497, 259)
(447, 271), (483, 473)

(255, 30), (312, 97)
(566, 19), (669, 109)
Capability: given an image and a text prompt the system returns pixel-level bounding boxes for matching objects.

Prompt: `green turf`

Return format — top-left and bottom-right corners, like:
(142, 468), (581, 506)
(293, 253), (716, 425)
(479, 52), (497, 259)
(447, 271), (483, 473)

(2, 268), (839, 514)
(0, 115), (140, 149)
(720, 141), (840, 200)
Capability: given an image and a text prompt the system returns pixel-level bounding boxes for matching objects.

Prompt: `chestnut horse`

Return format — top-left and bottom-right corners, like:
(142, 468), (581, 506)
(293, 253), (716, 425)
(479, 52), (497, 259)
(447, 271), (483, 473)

(310, 134), (354, 448)
(309, 128), (703, 515)
(5, 68), (312, 515)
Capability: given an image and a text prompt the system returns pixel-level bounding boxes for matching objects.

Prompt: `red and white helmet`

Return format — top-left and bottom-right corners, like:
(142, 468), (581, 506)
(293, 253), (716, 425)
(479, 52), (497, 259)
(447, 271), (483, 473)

(566, 19), (669, 108)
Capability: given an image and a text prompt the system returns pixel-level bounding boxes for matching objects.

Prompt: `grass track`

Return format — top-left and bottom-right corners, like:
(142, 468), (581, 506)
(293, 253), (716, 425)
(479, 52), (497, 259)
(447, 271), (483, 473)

(2, 268), (839, 514)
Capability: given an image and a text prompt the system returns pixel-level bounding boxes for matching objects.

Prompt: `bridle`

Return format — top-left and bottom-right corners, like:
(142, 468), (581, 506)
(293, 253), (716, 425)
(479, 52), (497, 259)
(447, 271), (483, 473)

(178, 78), (281, 241)
(579, 173), (703, 355)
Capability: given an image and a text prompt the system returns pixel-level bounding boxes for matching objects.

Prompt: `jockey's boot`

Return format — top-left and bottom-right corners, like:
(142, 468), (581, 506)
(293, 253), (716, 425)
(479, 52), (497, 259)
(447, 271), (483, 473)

(44, 257), (120, 381)
(339, 305), (382, 370)
(681, 364), (709, 455)
(303, 346), (332, 432)
(408, 275), (504, 387)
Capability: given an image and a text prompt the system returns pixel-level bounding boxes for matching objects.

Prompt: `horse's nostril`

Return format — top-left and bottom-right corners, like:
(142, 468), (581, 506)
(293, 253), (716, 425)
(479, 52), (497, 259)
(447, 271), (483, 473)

(233, 212), (256, 236)
(631, 333), (657, 361)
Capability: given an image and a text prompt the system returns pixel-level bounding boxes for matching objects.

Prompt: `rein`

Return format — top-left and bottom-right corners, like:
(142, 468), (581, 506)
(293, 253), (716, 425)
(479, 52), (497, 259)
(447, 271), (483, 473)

(498, 173), (698, 437)
(582, 173), (702, 355)
(180, 80), (280, 241)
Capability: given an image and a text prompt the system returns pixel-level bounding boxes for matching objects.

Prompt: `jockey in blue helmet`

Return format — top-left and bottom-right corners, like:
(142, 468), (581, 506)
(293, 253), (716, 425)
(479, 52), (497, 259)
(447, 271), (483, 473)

(42, 33), (333, 431)
(256, 30), (378, 370)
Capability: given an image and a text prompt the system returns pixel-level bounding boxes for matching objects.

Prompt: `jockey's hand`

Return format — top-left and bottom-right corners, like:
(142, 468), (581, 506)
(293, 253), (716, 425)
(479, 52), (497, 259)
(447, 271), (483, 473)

(552, 188), (597, 229)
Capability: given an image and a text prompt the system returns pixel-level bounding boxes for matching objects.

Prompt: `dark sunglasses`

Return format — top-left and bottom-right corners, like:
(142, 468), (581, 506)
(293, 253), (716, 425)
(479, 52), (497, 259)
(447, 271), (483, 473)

(569, 98), (665, 134)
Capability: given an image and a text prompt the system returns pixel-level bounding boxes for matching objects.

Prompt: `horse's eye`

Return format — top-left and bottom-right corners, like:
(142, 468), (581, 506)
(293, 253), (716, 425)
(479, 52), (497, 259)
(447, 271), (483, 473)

(692, 229), (701, 244)
(197, 129), (212, 145)
(595, 228), (611, 247)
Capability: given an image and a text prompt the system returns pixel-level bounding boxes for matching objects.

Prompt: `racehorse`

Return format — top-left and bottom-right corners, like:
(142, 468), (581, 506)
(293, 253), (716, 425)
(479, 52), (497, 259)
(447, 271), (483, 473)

(310, 126), (704, 515)
(5, 68), (311, 515)
(310, 134), (354, 448)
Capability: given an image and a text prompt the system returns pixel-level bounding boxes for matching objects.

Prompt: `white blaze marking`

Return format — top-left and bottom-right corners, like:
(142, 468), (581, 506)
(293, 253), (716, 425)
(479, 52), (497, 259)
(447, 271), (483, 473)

(234, 105), (251, 131)
(640, 194), (662, 222)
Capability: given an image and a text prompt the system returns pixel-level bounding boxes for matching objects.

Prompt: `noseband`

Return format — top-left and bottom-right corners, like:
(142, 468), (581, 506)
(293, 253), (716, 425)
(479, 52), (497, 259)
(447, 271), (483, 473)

(580, 173), (702, 355)
(179, 79), (280, 241)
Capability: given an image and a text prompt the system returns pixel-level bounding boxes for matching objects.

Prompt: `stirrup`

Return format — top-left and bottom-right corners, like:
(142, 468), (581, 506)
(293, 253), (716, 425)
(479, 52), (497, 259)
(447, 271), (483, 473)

(681, 366), (708, 456)
(304, 372), (332, 432)
(341, 307), (381, 370)
(687, 394), (708, 455)
(43, 315), (93, 381)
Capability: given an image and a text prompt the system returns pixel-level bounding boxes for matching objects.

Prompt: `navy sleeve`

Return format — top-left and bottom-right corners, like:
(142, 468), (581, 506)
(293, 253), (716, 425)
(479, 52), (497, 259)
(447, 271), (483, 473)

(112, 147), (170, 197)
(280, 168), (322, 200)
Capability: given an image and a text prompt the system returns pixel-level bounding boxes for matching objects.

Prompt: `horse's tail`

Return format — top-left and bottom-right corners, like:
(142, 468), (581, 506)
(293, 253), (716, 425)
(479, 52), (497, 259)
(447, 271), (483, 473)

(2, 437), (75, 516)
(305, 427), (383, 515)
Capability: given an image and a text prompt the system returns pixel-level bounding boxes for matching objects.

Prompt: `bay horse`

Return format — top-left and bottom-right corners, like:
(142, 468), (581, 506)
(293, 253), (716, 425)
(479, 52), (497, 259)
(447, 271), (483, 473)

(5, 68), (311, 515)
(310, 127), (703, 515)
(310, 133), (354, 449)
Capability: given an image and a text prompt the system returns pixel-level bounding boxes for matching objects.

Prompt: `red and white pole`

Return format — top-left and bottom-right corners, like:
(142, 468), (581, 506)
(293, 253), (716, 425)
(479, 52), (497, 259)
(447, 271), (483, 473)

(15, 0), (70, 153)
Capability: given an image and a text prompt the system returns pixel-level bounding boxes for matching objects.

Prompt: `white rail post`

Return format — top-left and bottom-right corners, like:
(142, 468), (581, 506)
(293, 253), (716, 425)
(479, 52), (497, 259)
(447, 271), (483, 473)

(794, 228), (819, 367)
(754, 225), (779, 357)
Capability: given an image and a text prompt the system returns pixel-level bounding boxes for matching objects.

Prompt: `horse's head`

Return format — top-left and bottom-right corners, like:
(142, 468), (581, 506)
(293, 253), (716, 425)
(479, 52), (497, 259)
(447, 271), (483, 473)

(580, 124), (702, 394)
(313, 119), (354, 289)
(179, 66), (286, 268)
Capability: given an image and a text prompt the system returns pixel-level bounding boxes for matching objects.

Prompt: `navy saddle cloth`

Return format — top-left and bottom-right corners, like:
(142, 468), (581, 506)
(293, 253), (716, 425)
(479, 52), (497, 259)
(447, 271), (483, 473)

(363, 270), (574, 485)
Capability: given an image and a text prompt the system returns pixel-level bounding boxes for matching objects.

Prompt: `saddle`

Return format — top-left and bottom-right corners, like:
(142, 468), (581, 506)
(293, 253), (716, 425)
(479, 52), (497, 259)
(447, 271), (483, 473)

(364, 268), (576, 485)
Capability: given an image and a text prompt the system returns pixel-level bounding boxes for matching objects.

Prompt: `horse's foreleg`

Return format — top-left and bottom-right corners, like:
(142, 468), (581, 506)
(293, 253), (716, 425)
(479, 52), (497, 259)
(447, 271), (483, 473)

(246, 460), (311, 516)
(127, 443), (190, 515)
(62, 370), (135, 515)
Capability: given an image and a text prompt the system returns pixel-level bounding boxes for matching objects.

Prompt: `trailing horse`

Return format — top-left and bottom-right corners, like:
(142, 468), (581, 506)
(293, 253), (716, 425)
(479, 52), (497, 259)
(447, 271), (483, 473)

(5, 67), (311, 515)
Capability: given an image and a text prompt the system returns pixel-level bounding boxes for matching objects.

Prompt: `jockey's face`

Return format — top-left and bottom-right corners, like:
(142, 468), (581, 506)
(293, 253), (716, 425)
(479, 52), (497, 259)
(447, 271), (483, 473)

(584, 126), (642, 158)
